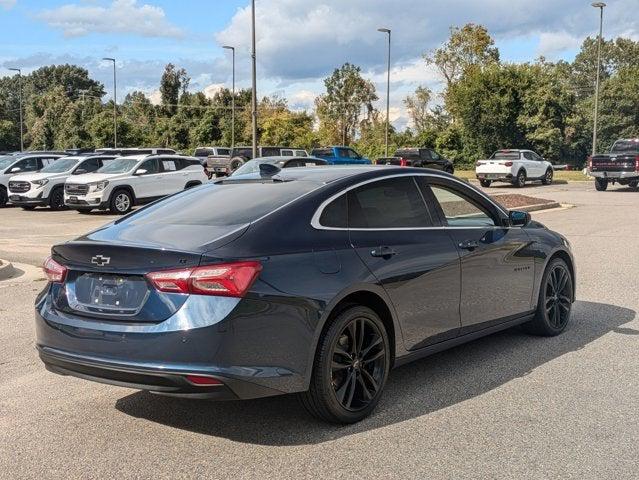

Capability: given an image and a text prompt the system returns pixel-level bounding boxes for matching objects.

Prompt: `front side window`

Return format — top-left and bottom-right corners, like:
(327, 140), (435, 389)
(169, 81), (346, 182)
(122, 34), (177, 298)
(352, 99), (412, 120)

(98, 158), (139, 174)
(348, 149), (361, 159)
(430, 150), (441, 160)
(348, 177), (431, 228)
(338, 149), (349, 158)
(138, 159), (159, 174)
(16, 158), (39, 172)
(430, 185), (495, 227)
(523, 152), (534, 160)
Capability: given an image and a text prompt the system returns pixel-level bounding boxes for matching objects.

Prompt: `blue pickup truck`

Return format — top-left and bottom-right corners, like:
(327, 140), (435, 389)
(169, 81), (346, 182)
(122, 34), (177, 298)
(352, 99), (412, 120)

(310, 146), (371, 165)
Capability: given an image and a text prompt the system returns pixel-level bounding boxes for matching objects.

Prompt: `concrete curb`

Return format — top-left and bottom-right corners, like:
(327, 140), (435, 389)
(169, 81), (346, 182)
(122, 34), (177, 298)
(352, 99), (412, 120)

(0, 259), (15, 281)
(518, 202), (561, 212)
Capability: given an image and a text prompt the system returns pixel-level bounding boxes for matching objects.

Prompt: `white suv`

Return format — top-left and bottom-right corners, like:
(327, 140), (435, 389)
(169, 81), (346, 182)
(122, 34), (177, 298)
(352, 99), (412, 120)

(475, 149), (554, 188)
(64, 154), (208, 214)
(0, 152), (65, 207)
(8, 155), (117, 210)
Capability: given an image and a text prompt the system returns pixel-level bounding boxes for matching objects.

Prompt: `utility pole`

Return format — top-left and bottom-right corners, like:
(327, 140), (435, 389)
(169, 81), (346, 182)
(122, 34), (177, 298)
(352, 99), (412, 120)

(378, 28), (391, 157)
(591, 2), (606, 156)
(102, 57), (117, 148)
(223, 45), (236, 150)
(8, 68), (23, 151)
(250, 0), (258, 158)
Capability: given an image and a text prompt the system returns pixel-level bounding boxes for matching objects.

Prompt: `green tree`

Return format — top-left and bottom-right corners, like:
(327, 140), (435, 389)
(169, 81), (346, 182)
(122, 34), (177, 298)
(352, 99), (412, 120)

(315, 63), (378, 145)
(159, 63), (190, 116)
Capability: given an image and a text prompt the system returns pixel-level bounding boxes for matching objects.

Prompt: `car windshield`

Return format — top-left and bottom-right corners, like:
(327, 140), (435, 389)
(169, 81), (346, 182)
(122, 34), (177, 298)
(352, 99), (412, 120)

(40, 158), (79, 173)
(231, 159), (277, 176)
(97, 158), (139, 174)
(0, 156), (16, 171)
(491, 151), (520, 160)
(194, 148), (214, 157)
(610, 140), (639, 153)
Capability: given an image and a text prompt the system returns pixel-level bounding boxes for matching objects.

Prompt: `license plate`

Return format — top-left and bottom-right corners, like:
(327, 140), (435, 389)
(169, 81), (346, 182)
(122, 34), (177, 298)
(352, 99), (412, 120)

(9, 195), (20, 201)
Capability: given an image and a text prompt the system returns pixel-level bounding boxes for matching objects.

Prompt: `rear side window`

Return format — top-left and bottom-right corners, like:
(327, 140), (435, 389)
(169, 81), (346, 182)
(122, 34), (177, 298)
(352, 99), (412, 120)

(261, 147), (281, 156)
(161, 160), (177, 172)
(311, 148), (333, 157)
(319, 194), (347, 228)
(348, 177), (432, 228)
(420, 149), (432, 160)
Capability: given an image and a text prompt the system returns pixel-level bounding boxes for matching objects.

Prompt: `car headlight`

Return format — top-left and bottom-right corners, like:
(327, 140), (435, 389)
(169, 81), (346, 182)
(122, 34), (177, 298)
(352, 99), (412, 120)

(89, 180), (109, 192)
(32, 179), (49, 187)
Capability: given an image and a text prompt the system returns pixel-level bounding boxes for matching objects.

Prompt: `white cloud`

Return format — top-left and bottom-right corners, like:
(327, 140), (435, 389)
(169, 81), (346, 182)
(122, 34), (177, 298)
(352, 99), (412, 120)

(0, 0), (16, 10)
(203, 83), (224, 99)
(537, 32), (582, 59)
(37, 0), (183, 38)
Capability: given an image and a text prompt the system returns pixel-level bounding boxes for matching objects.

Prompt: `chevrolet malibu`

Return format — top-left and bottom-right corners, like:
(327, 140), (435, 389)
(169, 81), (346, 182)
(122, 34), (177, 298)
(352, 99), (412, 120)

(36, 166), (575, 423)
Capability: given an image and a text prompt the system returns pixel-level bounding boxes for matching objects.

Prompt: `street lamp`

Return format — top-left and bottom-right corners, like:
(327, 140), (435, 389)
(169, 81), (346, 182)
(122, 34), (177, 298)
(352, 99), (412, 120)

(250, 0), (258, 158)
(8, 68), (23, 151)
(223, 45), (236, 150)
(378, 28), (391, 157)
(591, 2), (606, 156)
(102, 57), (117, 148)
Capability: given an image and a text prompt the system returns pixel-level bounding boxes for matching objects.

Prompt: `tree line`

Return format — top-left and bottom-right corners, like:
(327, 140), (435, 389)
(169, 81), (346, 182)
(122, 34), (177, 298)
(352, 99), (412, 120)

(1, 24), (637, 167)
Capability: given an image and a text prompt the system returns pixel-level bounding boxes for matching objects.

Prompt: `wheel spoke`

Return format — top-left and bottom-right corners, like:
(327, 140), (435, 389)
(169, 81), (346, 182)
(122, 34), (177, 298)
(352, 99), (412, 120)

(361, 335), (382, 359)
(362, 349), (384, 364)
(356, 318), (365, 355)
(331, 359), (350, 371)
(334, 345), (352, 361)
(361, 368), (379, 394)
(347, 322), (357, 355)
(357, 372), (373, 400)
(335, 370), (355, 404)
(344, 372), (357, 408)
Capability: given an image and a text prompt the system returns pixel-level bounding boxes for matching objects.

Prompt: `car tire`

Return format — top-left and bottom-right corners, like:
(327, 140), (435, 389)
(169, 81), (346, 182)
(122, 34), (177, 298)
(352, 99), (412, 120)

(77, 208), (93, 214)
(109, 189), (133, 215)
(300, 305), (391, 424)
(629, 180), (638, 189)
(523, 258), (573, 336)
(541, 168), (553, 185)
(49, 187), (66, 211)
(479, 179), (492, 188)
(594, 178), (608, 191)
(444, 166), (454, 174)
(513, 169), (526, 188)
(21, 206), (36, 211)
(0, 187), (7, 208)
(230, 157), (246, 172)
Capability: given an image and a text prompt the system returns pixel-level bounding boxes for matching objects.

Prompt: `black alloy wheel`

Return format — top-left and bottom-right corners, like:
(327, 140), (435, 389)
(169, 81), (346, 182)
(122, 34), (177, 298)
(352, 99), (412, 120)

(49, 187), (66, 210)
(0, 188), (7, 208)
(514, 170), (526, 188)
(524, 258), (573, 336)
(301, 306), (390, 423)
(542, 168), (553, 185)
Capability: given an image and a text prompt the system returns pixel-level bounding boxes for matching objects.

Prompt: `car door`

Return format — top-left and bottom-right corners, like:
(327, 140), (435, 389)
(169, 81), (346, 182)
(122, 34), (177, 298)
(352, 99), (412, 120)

(133, 158), (161, 199)
(428, 150), (447, 170)
(347, 175), (462, 350)
(424, 177), (535, 333)
(418, 149), (435, 168)
(522, 151), (540, 177)
(158, 157), (184, 193)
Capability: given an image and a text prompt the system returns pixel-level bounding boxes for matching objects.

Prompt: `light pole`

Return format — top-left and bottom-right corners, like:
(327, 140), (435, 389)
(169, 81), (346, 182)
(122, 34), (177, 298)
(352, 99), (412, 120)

(378, 28), (391, 157)
(250, 0), (258, 158)
(223, 45), (236, 150)
(102, 57), (117, 148)
(8, 68), (23, 151)
(591, 2), (606, 156)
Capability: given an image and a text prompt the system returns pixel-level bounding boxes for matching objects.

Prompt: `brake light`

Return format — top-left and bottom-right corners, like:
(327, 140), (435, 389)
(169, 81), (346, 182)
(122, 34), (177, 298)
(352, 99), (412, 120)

(146, 261), (262, 297)
(43, 256), (67, 283)
(185, 375), (223, 386)
(399, 158), (408, 167)
(588, 156), (593, 169)
(504, 161), (513, 167)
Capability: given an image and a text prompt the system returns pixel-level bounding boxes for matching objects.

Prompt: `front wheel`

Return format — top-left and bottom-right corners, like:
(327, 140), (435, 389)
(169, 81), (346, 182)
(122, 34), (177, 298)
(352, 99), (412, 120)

(594, 178), (608, 191)
(479, 179), (492, 188)
(628, 180), (638, 189)
(513, 170), (526, 188)
(49, 187), (66, 211)
(523, 258), (573, 336)
(300, 305), (390, 424)
(109, 190), (133, 215)
(541, 168), (553, 185)
(0, 188), (7, 208)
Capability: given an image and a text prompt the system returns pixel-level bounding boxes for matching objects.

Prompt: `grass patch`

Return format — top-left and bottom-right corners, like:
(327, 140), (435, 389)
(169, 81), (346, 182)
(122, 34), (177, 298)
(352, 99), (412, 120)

(454, 169), (590, 182)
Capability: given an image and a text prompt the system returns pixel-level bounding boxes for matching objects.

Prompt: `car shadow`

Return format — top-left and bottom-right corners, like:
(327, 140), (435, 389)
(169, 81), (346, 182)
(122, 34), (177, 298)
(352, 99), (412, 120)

(115, 300), (635, 446)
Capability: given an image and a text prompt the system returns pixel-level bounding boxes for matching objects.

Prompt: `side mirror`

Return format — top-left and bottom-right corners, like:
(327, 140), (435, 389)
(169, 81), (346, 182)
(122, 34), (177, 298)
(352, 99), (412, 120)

(74, 169), (87, 175)
(509, 210), (531, 227)
(10, 167), (21, 173)
(134, 168), (148, 176)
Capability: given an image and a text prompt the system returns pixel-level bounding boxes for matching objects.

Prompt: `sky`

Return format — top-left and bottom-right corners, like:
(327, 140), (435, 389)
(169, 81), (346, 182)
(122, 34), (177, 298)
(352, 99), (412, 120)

(1, 0), (638, 129)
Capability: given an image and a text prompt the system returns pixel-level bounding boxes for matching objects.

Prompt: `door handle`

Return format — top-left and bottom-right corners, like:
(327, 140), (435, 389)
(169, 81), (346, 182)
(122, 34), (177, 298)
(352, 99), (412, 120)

(370, 246), (397, 258)
(458, 240), (480, 250)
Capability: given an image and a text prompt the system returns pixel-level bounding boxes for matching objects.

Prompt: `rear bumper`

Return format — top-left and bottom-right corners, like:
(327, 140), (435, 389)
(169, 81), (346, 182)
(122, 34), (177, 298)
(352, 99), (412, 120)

(588, 170), (639, 180)
(476, 172), (514, 181)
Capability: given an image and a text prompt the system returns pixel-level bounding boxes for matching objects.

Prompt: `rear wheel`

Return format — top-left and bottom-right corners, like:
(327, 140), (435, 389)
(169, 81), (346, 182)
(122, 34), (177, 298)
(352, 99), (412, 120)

(49, 187), (66, 210)
(479, 179), (492, 188)
(0, 187), (7, 208)
(629, 180), (638, 189)
(229, 157), (246, 172)
(541, 168), (553, 185)
(513, 170), (526, 188)
(523, 258), (573, 336)
(300, 305), (390, 424)
(109, 189), (133, 215)
(594, 178), (608, 191)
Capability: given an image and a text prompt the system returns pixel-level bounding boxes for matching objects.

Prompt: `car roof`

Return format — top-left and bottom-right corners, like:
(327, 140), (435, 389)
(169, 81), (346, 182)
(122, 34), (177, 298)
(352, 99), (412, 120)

(251, 156), (324, 162)
(223, 165), (397, 185)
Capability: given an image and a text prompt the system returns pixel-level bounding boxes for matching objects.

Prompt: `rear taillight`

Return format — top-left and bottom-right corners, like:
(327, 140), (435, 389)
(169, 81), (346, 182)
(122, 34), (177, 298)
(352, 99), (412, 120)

(146, 261), (262, 297)
(399, 158), (408, 167)
(475, 161), (483, 167)
(185, 375), (223, 386)
(588, 156), (593, 169)
(43, 256), (67, 283)
(635, 155), (639, 172)
(504, 161), (513, 167)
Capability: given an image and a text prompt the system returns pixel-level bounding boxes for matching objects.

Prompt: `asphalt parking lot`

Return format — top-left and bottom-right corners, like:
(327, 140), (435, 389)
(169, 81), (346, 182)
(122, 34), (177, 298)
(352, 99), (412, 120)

(1, 181), (638, 479)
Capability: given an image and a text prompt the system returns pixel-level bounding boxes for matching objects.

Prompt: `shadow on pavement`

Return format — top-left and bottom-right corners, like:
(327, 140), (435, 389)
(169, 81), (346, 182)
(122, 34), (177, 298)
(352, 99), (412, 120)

(115, 300), (635, 446)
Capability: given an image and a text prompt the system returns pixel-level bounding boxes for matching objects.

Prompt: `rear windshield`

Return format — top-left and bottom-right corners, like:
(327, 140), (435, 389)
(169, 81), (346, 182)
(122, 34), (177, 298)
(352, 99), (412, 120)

(610, 140), (639, 153)
(311, 148), (334, 157)
(121, 181), (320, 227)
(491, 151), (520, 160)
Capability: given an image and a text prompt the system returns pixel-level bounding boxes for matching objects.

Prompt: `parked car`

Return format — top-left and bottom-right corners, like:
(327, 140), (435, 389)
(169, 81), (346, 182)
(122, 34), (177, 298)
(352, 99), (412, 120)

(63, 154), (207, 214)
(207, 146), (309, 176)
(475, 149), (554, 187)
(311, 146), (371, 165)
(0, 152), (67, 207)
(36, 165), (575, 423)
(587, 138), (639, 191)
(8, 155), (118, 210)
(230, 156), (327, 176)
(194, 146), (231, 165)
(377, 148), (454, 173)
